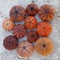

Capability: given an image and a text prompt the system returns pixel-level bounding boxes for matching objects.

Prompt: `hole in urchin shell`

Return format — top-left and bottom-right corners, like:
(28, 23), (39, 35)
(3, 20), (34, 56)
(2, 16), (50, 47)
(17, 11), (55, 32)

(43, 44), (46, 47)
(8, 41), (11, 43)
(44, 10), (49, 14)
(18, 30), (20, 31)
(23, 46), (26, 49)
(43, 27), (45, 29)
(15, 10), (18, 14)
(6, 23), (9, 25)
(32, 34), (34, 37)
(30, 7), (34, 10)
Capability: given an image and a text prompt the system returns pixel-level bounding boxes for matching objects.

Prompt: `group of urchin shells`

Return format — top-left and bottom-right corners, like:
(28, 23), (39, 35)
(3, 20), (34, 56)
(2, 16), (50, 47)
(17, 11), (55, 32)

(2, 2), (55, 58)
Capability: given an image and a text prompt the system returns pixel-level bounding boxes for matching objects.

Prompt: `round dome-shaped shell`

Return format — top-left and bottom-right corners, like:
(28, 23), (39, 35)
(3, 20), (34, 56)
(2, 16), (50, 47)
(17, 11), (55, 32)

(17, 41), (34, 58)
(26, 3), (38, 16)
(35, 37), (54, 56)
(25, 16), (37, 29)
(3, 19), (14, 31)
(10, 6), (26, 22)
(3, 35), (18, 50)
(37, 22), (52, 36)
(13, 24), (26, 38)
(27, 30), (38, 43)
(38, 4), (55, 21)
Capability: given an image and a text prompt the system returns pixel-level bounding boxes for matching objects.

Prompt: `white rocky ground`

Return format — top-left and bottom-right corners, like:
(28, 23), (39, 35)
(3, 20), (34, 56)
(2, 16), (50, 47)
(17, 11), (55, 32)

(0, 0), (60, 60)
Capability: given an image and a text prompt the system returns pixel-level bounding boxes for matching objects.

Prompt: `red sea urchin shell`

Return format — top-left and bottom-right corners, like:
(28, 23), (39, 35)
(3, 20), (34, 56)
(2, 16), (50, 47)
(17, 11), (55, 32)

(13, 24), (26, 38)
(3, 35), (18, 50)
(38, 4), (55, 21)
(26, 3), (38, 16)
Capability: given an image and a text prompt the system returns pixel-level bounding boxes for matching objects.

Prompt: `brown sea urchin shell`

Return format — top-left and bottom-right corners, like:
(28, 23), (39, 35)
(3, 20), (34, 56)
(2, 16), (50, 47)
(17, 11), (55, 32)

(26, 3), (38, 16)
(3, 19), (14, 31)
(35, 37), (54, 56)
(37, 22), (52, 36)
(17, 41), (34, 58)
(3, 35), (18, 50)
(25, 16), (37, 29)
(38, 4), (55, 21)
(13, 24), (26, 38)
(27, 30), (38, 43)
(10, 6), (26, 22)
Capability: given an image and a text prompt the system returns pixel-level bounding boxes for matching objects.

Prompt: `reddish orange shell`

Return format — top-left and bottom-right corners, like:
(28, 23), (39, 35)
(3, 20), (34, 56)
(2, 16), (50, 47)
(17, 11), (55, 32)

(13, 24), (26, 38)
(10, 6), (26, 22)
(26, 3), (38, 16)
(25, 16), (37, 29)
(38, 4), (55, 21)
(35, 37), (54, 56)
(37, 22), (52, 36)
(3, 19), (14, 31)
(17, 41), (34, 58)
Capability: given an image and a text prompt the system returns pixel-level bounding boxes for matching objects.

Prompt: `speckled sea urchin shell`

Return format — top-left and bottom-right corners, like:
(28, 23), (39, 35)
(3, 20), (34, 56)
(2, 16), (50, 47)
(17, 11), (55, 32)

(35, 37), (54, 56)
(3, 35), (18, 50)
(38, 4), (55, 21)
(13, 24), (26, 38)
(37, 22), (52, 36)
(17, 41), (34, 58)
(10, 6), (26, 22)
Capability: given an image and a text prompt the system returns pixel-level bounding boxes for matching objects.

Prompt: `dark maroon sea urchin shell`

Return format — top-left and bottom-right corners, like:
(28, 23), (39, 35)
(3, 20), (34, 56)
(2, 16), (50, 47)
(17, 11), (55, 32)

(27, 30), (38, 43)
(3, 35), (18, 50)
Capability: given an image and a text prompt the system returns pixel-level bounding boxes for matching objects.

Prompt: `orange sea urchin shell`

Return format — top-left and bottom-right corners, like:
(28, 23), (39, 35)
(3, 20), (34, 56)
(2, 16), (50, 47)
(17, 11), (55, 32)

(38, 4), (55, 21)
(3, 19), (14, 31)
(35, 37), (54, 56)
(25, 16), (37, 29)
(37, 22), (52, 36)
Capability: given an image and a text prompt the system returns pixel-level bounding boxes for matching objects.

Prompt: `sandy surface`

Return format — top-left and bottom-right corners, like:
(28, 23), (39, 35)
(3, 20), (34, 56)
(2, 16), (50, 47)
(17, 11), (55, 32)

(0, 0), (60, 60)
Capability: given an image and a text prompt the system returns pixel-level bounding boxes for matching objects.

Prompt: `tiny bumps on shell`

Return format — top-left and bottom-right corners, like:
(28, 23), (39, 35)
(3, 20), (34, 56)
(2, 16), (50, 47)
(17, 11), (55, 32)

(10, 6), (26, 22)
(35, 37), (54, 56)
(13, 24), (26, 38)
(38, 4), (55, 21)
(17, 41), (34, 58)
(26, 3), (38, 16)
(3, 19), (15, 31)
(24, 16), (38, 29)
(3, 35), (18, 50)
(27, 30), (38, 43)
(37, 21), (52, 37)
